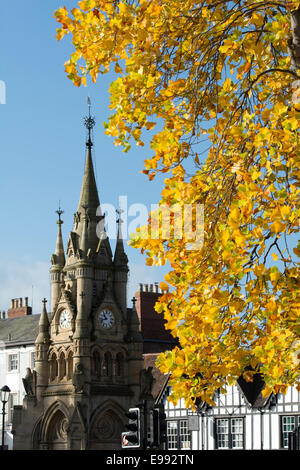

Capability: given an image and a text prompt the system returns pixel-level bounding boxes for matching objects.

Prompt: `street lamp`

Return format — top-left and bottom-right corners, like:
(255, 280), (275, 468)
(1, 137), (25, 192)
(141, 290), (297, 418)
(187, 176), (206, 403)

(1, 385), (10, 450)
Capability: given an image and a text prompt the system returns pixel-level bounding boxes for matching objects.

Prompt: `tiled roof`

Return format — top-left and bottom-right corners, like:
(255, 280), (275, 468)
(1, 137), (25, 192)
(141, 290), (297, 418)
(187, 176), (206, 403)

(143, 352), (169, 401)
(0, 314), (41, 344)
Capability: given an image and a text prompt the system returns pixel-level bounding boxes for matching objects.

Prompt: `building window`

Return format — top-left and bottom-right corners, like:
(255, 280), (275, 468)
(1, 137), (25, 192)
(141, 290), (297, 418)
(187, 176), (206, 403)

(281, 415), (300, 449)
(8, 393), (18, 424)
(8, 353), (18, 372)
(215, 417), (244, 449)
(31, 351), (35, 369)
(91, 349), (101, 377)
(50, 353), (58, 381)
(167, 420), (191, 450)
(103, 352), (112, 377)
(59, 352), (66, 380)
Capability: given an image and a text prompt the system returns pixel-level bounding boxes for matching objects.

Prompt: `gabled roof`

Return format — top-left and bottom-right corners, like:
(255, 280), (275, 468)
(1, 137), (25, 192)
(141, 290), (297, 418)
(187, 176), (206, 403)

(237, 373), (272, 409)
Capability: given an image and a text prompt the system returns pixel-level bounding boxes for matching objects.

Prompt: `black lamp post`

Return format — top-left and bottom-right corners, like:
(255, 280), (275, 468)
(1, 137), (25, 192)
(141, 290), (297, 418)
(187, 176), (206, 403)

(1, 385), (10, 450)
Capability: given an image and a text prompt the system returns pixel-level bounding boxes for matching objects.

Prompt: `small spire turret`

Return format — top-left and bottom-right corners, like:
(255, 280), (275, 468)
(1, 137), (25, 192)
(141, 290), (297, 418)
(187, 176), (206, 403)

(35, 298), (50, 344)
(53, 203), (65, 267)
(114, 208), (128, 266)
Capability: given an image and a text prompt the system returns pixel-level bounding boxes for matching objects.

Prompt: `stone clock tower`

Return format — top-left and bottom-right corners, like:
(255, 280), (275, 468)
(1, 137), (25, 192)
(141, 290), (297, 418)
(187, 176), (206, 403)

(12, 105), (143, 450)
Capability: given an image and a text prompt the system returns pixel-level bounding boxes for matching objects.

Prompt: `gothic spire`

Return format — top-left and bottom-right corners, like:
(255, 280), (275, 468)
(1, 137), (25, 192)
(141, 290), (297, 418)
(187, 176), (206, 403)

(114, 208), (128, 266)
(66, 98), (113, 265)
(35, 298), (50, 344)
(76, 105), (99, 216)
(51, 204), (65, 267)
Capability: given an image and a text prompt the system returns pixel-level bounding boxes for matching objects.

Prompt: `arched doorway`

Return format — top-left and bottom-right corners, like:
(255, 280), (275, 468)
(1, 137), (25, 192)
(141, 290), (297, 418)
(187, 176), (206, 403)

(47, 409), (69, 449)
(39, 404), (70, 450)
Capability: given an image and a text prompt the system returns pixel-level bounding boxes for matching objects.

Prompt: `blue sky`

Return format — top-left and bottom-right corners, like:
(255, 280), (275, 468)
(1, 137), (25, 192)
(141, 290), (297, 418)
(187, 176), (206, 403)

(0, 1), (169, 313)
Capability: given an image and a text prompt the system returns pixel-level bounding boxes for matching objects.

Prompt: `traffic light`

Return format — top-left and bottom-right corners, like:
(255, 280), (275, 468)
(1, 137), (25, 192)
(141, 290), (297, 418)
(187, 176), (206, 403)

(149, 407), (167, 448)
(122, 407), (141, 448)
(158, 408), (167, 446)
(149, 408), (159, 447)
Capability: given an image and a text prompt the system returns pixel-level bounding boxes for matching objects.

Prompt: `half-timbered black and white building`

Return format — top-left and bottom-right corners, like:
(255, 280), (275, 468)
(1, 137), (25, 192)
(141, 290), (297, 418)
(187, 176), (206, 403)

(156, 374), (300, 450)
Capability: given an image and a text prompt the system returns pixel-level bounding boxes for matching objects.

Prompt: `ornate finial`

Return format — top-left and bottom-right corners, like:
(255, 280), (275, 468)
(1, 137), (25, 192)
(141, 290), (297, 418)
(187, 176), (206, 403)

(42, 298), (47, 307)
(84, 96), (95, 148)
(131, 296), (136, 306)
(56, 201), (64, 225)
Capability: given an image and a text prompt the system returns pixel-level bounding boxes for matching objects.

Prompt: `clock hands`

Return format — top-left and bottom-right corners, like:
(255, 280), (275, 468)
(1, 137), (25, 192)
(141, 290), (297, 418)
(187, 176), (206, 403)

(99, 310), (114, 329)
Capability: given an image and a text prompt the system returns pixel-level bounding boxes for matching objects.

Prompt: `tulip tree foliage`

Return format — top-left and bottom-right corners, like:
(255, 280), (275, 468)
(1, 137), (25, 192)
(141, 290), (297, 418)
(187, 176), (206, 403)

(55, 0), (300, 408)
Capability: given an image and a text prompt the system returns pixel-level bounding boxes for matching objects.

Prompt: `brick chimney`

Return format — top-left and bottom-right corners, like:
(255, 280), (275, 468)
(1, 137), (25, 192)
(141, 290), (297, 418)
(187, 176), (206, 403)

(135, 283), (177, 354)
(7, 297), (32, 318)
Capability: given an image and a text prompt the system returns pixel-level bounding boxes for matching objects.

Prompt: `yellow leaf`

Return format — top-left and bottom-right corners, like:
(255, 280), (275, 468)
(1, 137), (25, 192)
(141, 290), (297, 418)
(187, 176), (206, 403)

(146, 121), (156, 130)
(167, 318), (178, 330)
(114, 62), (123, 74)
(272, 253), (278, 261)
(223, 78), (232, 92)
(221, 229), (230, 246)
(271, 220), (285, 233)
(293, 248), (300, 257)
(159, 282), (169, 291)
(254, 264), (266, 277)
(244, 62), (251, 73)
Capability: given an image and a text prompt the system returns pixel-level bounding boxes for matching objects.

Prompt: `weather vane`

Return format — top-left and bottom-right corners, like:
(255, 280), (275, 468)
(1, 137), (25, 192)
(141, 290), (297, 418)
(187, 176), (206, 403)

(56, 201), (64, 225)
(84, 96), (96, 147)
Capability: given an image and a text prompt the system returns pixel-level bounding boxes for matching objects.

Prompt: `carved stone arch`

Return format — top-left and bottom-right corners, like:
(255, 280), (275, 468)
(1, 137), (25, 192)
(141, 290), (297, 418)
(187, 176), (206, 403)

(39, 401), (71, 450)
(88, 401), (125, 450)
(31, 416), (42, 450)
(57, 344), (67, 355)
(48, 346), (58, 359)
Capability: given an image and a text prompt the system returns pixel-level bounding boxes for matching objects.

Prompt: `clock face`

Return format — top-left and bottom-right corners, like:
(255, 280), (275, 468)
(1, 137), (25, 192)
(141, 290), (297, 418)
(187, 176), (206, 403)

(59, 309), (71, 329)
(99, 309), (115, 329)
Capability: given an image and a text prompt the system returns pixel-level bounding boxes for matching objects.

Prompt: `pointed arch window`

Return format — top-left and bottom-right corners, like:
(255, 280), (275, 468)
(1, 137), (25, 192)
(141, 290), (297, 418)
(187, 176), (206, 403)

(59, 352), (66, 380)
(50, 353), (58, 381)
(67, 350), (73, 380)
(91, 349), (101, 377)
(103, 352), (112, 377)
(115, 353), (124, 377)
